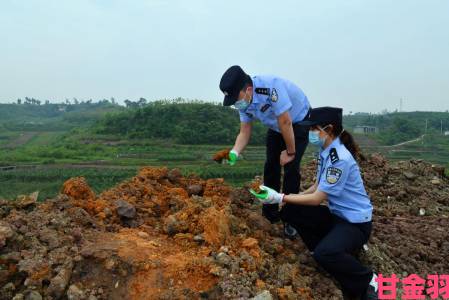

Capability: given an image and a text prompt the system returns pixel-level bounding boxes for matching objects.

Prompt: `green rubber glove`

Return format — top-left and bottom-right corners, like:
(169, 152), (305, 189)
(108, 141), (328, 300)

(249, 185), (284, 205)
(226, 150), (238, 166)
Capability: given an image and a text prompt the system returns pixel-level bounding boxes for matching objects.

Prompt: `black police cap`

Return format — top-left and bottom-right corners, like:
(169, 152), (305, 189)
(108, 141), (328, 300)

(219, 65), (251, 106)
(297, 107), (343, 126)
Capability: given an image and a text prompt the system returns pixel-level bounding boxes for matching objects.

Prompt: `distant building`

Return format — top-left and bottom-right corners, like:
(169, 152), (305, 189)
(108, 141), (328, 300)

(353, 125), (378, 134)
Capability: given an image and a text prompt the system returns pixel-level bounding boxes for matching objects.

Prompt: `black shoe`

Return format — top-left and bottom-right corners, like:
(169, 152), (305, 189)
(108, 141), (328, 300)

(363, 285), (378, 300)
(283, 223), (298, 240)
(362, 273), (379, 300)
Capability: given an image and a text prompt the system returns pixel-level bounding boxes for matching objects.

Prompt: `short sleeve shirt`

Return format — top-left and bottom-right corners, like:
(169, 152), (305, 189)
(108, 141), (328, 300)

(238, 75), (310, 132)
(316, 138), (373, 223)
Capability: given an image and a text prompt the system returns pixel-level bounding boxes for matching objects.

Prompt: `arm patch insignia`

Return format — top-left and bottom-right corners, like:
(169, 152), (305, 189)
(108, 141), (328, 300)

(270, 88), (278, 102)
(326, 167), (342, 184)
(260, 103), (271, 112)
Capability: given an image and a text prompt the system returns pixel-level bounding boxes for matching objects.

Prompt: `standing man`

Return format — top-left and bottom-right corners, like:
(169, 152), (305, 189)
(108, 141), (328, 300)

(218, 65), (311, 228)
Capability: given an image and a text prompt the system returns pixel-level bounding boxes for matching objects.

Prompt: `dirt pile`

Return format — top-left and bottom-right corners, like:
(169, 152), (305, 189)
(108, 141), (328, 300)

(0, 155), (448, 299)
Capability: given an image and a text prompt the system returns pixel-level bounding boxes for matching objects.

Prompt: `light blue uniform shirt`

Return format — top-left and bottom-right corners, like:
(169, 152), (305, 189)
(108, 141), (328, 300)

(316, 138), (373, 223)
(238, 75), (310, 132)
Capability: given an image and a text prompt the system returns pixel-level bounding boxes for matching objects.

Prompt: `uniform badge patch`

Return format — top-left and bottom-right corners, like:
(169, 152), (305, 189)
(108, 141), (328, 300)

(326, 167), (342, 184)
(270, 88), (278, 102)
(260, 103), (271, 112)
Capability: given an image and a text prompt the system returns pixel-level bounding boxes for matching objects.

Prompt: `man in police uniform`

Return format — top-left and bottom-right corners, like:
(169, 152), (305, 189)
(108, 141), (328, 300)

(218, 65), (311, 225)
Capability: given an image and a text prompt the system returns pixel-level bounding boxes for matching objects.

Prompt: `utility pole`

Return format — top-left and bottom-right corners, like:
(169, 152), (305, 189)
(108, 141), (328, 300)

(441, 120), (443, 135)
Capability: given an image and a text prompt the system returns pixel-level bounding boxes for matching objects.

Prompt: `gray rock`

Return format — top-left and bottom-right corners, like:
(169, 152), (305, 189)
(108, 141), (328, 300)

(251, 290), (273, 300)
(24, 290), (42, 300)
(67, 284), (85, 300)
(167, 169), (182, 183)
(215, 252), (232, 267)
(187, 184), (203, 196)
(48, 260), (74, 299)
(12, 294), (24, 300)
(403, 171), (417, 180)
(0, 222), (14, 248)
(114, 200), (136, 219)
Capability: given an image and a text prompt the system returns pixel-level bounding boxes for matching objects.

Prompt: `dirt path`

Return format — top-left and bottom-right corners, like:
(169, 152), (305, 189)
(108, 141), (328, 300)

(3, 132), (38, 149)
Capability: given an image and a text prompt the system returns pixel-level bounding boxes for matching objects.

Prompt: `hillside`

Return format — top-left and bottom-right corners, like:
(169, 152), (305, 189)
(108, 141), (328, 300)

(0, 102), (124, 131)
(93, 101), (449, 146)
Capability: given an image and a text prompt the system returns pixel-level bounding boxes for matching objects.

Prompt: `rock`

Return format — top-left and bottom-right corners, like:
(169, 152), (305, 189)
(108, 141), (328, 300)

(114, 200), (136, 219)
(186, 184), (204, 196)
(24, 290), (42, 300)
(12, 294), (24, 300)
(70, 207), (96, 227)
(67, 284), (85, 300)
(163, 215), (187, 236)
(367, 177), (383, 188)
(252, 290), (273, 300)
(219, 246), (229, 253)
(242, 237), (258, 249)
(38, 228), (60, 250)
(403, 171), (417, 180)
(71, 227), (83, 242)
(103, 207), (112, 218)
(1, 282), (16, 299)
(137, 231), (150, 239)
(431, 178), (441, 185)
(193, 234), (205, 243)
(0, 222), (14, 248)
(216, 252), (232, 267)
(48, 260), (74, 299)
(167, 169), (182, 183)
(16, 192), (39, 209)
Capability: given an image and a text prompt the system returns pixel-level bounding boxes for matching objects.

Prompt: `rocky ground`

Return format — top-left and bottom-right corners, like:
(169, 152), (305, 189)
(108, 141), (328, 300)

(0, 154), (448, 300)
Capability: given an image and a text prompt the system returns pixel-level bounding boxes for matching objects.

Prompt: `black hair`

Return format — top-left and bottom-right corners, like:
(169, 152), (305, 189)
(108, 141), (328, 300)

(322, 122), (366, 161)
(241, 76), (253, 91)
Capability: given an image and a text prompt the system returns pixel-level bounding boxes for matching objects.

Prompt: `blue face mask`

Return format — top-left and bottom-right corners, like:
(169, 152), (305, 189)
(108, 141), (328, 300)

(308, 127), (328, 147)
(234, 99), (249, 110)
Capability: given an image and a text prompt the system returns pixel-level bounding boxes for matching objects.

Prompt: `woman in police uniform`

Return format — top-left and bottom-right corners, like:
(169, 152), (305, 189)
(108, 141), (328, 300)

(251, 107), (378, 300)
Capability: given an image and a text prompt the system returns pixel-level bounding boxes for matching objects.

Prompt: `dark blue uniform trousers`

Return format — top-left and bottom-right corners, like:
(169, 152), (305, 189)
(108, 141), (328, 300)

(281, 204), (373, 297)
(262, 123), (309, 222)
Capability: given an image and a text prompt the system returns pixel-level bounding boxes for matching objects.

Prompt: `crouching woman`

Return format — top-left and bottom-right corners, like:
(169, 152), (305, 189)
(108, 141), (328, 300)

(251, 107), (378, 300)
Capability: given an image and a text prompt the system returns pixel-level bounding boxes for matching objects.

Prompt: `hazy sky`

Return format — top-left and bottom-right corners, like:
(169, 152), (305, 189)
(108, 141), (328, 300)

(1, 0), (448, 113)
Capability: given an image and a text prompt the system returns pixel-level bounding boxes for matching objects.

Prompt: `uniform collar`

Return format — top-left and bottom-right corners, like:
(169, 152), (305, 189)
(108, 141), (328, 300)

(250, 76), (264, 104)
(238, 76), (266, 113)
(320, 137), (341, 158)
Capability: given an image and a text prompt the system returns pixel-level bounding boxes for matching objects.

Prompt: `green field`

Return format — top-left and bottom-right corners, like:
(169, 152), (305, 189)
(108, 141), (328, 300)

(2, 129), (448, 201)
(1, 102), (448, 201)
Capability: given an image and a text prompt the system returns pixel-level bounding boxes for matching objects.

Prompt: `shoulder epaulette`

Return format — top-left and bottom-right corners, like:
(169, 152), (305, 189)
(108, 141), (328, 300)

(330, 148), (339, 164)
(255, 88), (270, 95)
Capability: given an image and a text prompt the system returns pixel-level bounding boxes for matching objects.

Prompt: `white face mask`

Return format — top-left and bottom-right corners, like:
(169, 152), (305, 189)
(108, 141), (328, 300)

(234, 90), (250, 110)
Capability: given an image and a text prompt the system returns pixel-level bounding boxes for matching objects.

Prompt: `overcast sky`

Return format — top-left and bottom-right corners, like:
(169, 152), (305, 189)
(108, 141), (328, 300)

(1, 0), (448, 113)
